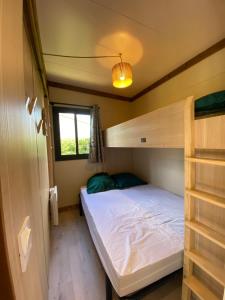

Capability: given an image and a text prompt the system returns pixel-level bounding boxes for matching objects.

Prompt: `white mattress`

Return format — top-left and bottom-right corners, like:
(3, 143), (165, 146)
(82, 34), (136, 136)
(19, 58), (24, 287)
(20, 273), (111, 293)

(80, 184), (184, 297)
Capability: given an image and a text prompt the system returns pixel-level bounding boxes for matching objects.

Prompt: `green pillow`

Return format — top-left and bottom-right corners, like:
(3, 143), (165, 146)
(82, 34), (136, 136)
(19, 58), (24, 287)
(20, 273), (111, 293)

(87, 173), (116, 194)
(195, 90), (225, 117)
(111, 173), (147, 189)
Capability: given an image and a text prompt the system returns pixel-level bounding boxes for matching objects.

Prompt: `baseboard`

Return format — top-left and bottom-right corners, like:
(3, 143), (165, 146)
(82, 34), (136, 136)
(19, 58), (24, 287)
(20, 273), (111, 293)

(58, 204), (79, 212)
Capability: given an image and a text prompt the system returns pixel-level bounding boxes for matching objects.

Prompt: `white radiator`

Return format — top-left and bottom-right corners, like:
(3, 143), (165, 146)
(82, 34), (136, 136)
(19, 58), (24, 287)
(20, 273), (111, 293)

(49, 186), (59, 226)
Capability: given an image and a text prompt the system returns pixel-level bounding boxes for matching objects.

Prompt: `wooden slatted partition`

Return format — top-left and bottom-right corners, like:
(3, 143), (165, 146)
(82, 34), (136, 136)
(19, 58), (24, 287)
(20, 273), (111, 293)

(182, 97), (225, 300)
(105, 100), (185, 148)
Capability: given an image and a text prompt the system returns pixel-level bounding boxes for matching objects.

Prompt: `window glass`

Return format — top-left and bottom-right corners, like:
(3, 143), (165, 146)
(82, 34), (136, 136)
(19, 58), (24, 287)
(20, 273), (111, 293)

(59, 113), (76, 155)
(53, 107), (91, 160)
(77, 114), (90, 154)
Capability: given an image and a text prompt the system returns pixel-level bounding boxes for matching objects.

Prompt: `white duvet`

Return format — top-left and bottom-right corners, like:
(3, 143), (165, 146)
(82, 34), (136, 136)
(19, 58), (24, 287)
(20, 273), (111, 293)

(81, 184), (184, 296)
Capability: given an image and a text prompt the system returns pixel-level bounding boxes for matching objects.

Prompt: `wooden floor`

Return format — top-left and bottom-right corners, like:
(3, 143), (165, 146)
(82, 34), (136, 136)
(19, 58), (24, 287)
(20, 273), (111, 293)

(48, 210), (182, 300)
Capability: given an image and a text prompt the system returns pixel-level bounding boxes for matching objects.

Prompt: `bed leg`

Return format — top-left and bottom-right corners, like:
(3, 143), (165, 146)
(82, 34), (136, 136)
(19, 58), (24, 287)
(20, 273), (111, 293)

(119, 296), (140, 300)
(125, 296), (140, 300)
(120, 291), (142, 300)
(105, 274), (112, 300)
(79, 193), (83, 216)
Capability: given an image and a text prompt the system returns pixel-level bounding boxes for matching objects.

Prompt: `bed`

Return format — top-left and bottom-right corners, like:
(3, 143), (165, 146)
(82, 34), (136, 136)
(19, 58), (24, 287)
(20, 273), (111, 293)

(102, 92), (225, 299)
(80, 184), (184, 298)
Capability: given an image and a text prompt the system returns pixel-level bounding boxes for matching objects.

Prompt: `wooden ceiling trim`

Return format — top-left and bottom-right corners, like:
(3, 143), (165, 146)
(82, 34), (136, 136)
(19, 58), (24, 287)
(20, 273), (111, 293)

(131, 38), (225, 101)
(47, 81), (131, 102)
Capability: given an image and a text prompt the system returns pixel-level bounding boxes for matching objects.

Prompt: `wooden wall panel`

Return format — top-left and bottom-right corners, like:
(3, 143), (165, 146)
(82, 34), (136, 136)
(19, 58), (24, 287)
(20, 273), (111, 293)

(0, 1), (49, 299)
(33, 63), (50, 274)
(0, 2), (13, 298)
(0, 181), (14, 300)
(1, 1), (42, 298)
(105, 98), (225, 151)
(23, 24), (49, 296)
(194, 150), (225, 299)
(45, 97), (54, 187)
(105, 100), (185, 148)
(195, 115), (225, 150)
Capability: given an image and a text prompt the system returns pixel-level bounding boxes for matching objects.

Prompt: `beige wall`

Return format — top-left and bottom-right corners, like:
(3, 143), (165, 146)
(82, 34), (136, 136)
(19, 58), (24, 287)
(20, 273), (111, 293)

(131, 48), (225, 117)
(133, 149), (184, 196)
(51, 48), (225, 206)
(130, 49), (225, 196)
(54, 148), (134, 207)
(0, 2), (49, 299)
(49, 87), (132, 130)
(49, 87), (133, 207)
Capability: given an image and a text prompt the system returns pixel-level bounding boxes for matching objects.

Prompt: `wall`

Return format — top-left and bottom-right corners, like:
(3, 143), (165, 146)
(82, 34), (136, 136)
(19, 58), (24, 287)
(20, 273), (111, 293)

(49, 87), (132, 130)
(131, 48), (225, 117)
(131, 48), (225, 196)
(49, 87), (133, 207)
(0, 1), (13, 298)
(54, 148), (134, 207)
(0, 1), (49, 299)
(50, 48), (225, 204)
(0, 185), (14, 300)
(133, 149), (184, 196)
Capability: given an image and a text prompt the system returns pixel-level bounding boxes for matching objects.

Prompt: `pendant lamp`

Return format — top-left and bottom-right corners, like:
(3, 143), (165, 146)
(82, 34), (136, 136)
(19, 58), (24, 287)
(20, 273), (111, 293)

(112, 61), (133, 88)
(43, 52), (133, 89)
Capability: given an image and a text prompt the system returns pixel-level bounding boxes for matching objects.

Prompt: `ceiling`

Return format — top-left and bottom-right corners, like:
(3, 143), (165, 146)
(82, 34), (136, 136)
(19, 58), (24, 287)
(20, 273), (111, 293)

(36, 0), (225, 98)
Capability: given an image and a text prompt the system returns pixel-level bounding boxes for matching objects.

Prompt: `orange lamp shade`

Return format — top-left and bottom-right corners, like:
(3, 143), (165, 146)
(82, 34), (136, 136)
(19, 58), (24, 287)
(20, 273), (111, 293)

(112, 62), (132, 88)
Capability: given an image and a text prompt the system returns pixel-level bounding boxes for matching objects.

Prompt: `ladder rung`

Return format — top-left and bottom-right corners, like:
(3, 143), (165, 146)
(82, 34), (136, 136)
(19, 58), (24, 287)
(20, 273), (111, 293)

(186, 189), (225, 209)
(185, 250), (225, 287)
(186, 220), (225, 250)
(186, 157), (225, 166)
(184, 275), (219, 300)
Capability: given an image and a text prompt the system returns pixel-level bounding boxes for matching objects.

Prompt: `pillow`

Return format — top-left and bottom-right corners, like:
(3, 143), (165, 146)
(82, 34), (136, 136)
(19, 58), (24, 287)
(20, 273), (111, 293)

(111, 172), (147, 189)
(87, 173), (116, 194)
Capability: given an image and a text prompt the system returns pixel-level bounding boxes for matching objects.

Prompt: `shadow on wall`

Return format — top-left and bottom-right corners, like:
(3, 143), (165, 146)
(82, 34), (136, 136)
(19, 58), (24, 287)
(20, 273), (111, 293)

(132, 148), (184, 197)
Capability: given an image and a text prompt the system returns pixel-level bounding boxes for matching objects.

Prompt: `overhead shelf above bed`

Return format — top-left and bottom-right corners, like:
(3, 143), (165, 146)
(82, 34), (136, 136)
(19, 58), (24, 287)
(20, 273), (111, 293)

(105, 99), (185, 148)
(104, 91), (225, 150)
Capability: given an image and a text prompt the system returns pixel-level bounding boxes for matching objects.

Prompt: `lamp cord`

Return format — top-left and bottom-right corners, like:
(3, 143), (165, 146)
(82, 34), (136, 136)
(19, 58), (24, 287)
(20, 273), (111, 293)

(43, 52), (122, 59)
(118, 53), (124, 77)
(43, 51), (126, 79)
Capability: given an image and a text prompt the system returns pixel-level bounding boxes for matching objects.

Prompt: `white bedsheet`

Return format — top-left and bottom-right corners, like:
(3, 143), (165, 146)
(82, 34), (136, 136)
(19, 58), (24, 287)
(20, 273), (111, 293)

(80, 184), (184, 297)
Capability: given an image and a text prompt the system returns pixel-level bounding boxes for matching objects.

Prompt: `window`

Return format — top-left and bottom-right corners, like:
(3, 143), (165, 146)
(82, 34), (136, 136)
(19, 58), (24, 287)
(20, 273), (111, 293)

(52, 106), (91, 161)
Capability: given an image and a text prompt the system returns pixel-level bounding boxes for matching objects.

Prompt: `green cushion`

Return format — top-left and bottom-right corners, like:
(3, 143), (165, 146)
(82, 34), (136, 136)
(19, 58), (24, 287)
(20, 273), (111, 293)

(87, 173), (116, 194)
(111, 173), (147, 189)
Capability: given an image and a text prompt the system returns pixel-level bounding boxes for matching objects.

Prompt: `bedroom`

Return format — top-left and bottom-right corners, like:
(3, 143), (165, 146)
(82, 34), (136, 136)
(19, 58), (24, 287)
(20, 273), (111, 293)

(1, 1), (225, 300)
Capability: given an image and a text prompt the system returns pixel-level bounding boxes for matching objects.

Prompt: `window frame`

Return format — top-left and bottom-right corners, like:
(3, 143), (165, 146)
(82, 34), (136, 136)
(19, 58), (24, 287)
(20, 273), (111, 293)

(52, 106), (91, 161)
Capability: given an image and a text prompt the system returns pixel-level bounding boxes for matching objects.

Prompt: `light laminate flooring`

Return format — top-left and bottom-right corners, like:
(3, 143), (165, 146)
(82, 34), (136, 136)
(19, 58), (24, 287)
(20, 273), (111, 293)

(48, 210), (182, 300)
